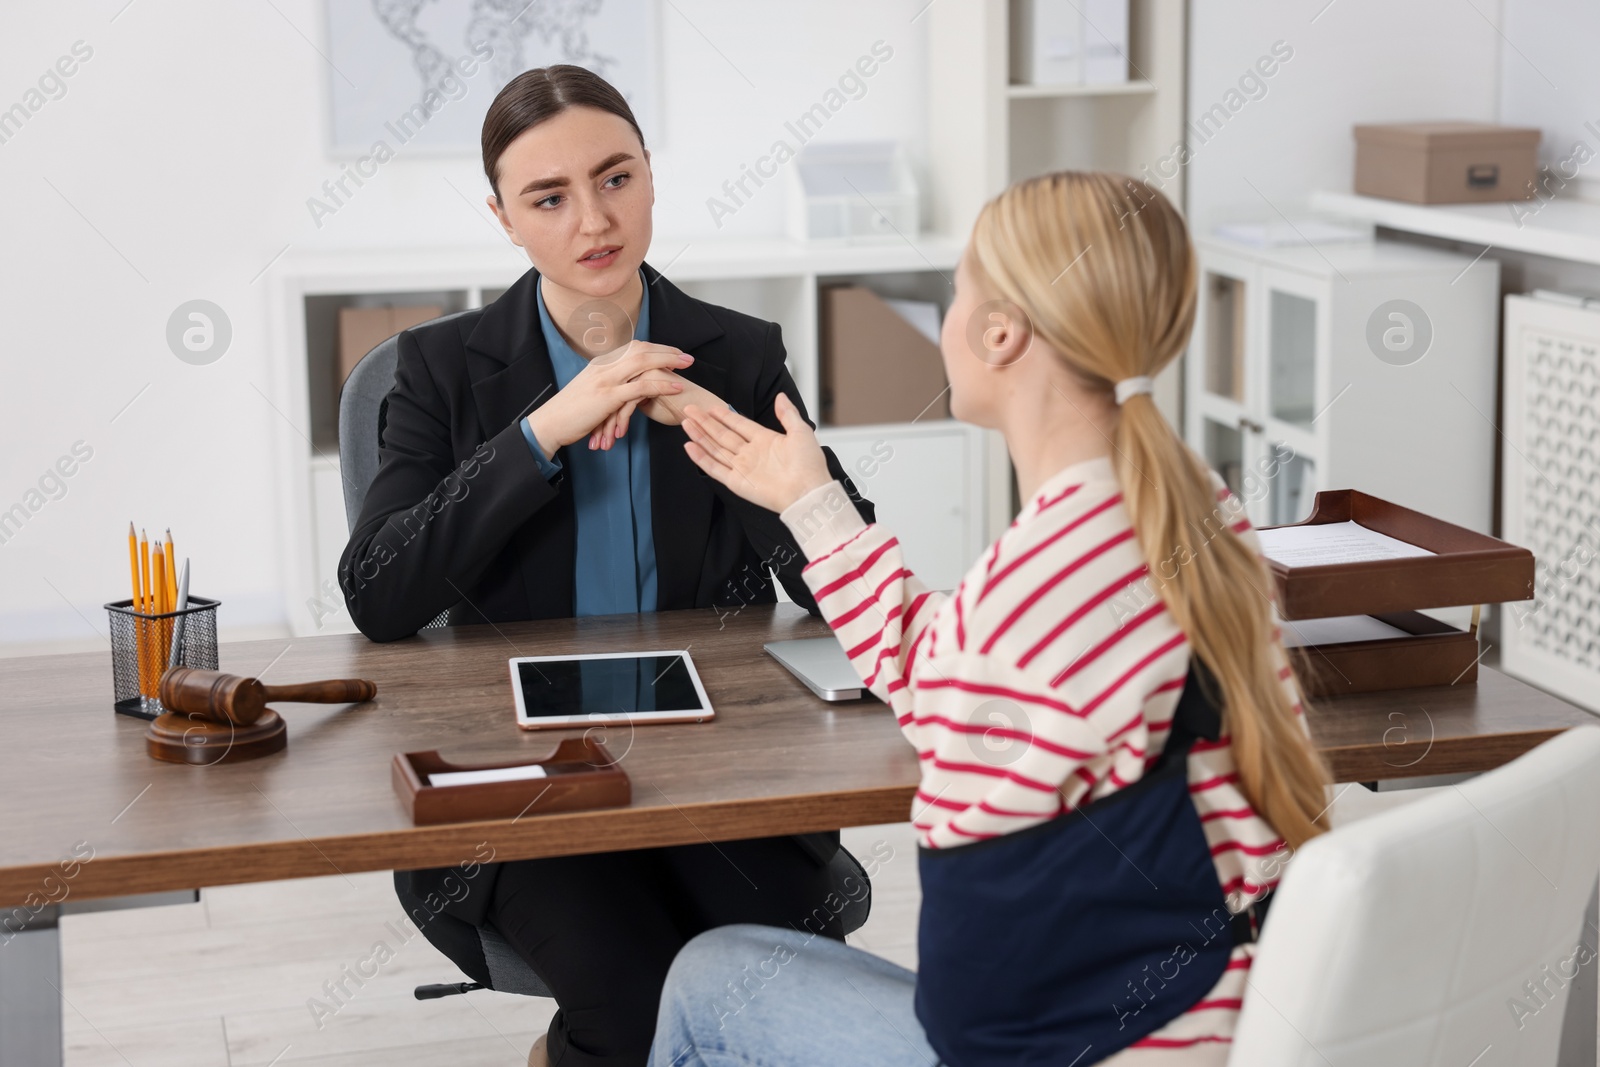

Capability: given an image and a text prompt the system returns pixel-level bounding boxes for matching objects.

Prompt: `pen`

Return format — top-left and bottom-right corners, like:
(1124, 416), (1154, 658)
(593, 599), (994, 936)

(168, 558), (190, 670)
(152, 542), (168, 670)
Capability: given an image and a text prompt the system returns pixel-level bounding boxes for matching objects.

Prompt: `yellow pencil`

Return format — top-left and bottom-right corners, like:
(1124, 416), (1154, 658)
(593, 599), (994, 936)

(127, 522), (141, 611)
(128, 522), (145, 697)
(153, 542), (168, 672)
(139, 529), (153, 698)
(163, 531), (177, 609)
(162, 532), (177, 673)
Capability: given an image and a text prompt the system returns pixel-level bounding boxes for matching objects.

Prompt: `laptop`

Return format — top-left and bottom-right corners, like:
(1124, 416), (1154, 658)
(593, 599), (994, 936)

(763, 637), (871, 702)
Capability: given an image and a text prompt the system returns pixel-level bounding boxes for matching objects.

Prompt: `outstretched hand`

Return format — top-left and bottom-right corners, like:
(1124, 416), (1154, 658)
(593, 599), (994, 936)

(680, 392), (833, 514)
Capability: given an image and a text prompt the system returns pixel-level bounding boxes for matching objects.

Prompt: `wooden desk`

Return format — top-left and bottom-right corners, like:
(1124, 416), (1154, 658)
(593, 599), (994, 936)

(0, 603), (1593, 909)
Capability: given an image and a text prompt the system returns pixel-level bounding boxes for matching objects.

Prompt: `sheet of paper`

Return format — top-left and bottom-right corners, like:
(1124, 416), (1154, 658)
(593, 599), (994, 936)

(429, 764), (548, 788)
(1256, 520), (1434, 567)
(1211, 219), (1370, 247)
(1279, 615), (1414, 648)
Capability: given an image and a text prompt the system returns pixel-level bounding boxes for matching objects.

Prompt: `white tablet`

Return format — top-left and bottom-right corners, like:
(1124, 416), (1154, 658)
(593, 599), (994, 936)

(510, 650), (715, 731)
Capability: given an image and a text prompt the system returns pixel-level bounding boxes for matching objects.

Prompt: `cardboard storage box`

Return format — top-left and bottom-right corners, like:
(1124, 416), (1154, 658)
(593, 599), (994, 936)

(1353, 122), (1539, 204)
(337, 304), (443, 387)
(820, 286), (949, 426)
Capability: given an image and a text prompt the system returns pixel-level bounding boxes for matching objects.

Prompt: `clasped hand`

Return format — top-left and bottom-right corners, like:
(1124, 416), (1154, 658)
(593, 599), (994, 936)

(523, 339), (834, 514)
(522, 340), (722, 455)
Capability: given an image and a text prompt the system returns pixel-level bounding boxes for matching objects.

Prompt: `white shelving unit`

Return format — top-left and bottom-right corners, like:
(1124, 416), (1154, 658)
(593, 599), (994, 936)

(1311, 190), (1600, 267)
(1185, 237), (1503, 534)
(927, 0), (1189, 421)
(1005, 80), (1159, 100)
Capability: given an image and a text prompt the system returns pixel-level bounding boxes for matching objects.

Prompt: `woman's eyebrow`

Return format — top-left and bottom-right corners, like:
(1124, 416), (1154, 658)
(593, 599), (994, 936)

(518, 152), (637, 196)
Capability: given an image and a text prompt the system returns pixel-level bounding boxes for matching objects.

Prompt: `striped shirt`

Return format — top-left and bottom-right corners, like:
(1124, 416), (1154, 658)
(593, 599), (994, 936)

(779, 453), (1307, 1063)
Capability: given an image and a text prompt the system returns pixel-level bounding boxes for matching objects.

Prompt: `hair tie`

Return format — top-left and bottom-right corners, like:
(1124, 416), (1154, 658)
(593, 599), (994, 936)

(1113, 376), (1154, 405)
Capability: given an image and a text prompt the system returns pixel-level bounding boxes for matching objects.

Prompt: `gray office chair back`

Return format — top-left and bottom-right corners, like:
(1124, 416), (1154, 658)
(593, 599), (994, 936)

(338, 312), (474, 632)
(337, 310), (475, 535)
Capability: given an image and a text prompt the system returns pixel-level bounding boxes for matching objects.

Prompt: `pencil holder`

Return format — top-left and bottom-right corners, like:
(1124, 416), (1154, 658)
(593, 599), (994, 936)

(104, 596), (220, 720)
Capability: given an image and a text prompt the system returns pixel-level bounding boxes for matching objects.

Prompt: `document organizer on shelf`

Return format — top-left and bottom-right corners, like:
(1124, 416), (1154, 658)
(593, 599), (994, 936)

(1258, 490), (1534, 697)
(392, 738), (630, 826)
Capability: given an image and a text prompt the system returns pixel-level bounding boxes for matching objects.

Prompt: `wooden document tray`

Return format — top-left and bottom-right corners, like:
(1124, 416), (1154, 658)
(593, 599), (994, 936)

(392, 738), (631, 826)
(1261, 491), (1534, 695)
(1286, 611), (1481, 698)
(1261, 490), (1534, 620)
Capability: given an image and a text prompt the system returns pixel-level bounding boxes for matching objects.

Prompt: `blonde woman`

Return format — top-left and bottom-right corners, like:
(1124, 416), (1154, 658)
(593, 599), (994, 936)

(647, 172), (1333, 1066)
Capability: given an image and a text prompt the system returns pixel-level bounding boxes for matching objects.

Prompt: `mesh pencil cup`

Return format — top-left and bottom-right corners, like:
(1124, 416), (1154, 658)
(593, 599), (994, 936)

(104, 596), (219, 720)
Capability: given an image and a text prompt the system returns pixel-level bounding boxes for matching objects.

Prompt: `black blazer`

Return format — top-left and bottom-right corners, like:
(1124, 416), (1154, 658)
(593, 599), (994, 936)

(339, 258), (875, 642)
(341, 259), (875, 927)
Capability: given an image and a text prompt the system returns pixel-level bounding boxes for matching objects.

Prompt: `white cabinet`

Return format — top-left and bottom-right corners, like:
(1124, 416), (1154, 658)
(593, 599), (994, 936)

(1500, 295), (1600, 712)
(818, 422), (990, 592)
(1186, 238), (1501, 533)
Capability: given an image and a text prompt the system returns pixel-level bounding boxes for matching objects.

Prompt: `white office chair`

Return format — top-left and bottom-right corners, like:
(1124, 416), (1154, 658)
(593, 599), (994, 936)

(1231, 725), (1600, 1066)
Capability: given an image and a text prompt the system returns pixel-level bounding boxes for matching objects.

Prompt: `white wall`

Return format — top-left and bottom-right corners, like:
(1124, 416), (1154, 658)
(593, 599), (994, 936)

(0, 1), (930, 653)
(1184, 0), (1502, 234)
(1498, 0), (1600, 201)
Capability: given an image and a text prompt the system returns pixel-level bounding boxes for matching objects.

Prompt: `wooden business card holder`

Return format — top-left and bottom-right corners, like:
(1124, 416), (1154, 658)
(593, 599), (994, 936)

(1262, 490), (1534, 697)
(148, 667), (377, 765)
(392, 738), (631, 826)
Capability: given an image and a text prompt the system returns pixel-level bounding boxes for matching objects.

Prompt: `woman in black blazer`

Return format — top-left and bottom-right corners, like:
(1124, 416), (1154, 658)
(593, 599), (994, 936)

(339, 66), (875, 1067)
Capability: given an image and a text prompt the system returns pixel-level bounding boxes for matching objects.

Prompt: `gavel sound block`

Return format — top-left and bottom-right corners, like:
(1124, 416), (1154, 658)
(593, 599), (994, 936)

(150, 667), (377, 765)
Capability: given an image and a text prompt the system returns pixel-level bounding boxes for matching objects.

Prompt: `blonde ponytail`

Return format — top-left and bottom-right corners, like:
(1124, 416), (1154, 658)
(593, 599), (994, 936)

(969, 172), (1331, 848)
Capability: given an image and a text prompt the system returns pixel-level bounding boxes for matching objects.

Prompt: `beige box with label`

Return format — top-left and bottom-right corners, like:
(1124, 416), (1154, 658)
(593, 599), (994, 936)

(1352, 122), (1540, 204)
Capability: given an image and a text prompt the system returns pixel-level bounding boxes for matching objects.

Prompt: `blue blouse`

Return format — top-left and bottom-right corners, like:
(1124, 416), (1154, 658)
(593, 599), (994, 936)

(519, 269), (657, 618)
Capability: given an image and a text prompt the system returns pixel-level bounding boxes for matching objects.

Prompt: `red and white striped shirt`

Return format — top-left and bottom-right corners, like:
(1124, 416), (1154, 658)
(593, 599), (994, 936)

(779, 453), (1307, 1064)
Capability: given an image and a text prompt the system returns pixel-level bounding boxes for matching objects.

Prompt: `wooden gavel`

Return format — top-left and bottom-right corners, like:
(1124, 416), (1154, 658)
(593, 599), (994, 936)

(147, 667), (378, 765)
(158, 667), (377, 726)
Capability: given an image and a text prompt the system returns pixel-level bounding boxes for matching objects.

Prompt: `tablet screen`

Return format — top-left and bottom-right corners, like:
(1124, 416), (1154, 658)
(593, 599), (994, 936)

(513, 653), (708, 720)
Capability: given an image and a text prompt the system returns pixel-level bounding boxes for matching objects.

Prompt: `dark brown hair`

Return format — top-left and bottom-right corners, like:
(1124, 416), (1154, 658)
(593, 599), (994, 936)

(481, 64), (647, 203)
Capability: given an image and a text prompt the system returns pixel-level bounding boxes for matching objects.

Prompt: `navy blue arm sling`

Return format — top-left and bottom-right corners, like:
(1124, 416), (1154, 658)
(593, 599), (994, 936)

(914, 658), (1274, 1066)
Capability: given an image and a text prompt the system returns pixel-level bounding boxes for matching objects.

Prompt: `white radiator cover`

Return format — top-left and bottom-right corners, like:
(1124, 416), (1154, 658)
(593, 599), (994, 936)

(1501, 295), (1600, 713)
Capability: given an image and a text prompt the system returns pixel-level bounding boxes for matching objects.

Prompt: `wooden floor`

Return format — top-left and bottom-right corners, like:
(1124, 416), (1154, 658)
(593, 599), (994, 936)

(57, 824), (922, 1066)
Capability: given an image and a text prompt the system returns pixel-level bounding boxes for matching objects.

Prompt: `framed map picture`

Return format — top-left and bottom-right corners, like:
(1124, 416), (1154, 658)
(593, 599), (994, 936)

(324, 0), (661, 156)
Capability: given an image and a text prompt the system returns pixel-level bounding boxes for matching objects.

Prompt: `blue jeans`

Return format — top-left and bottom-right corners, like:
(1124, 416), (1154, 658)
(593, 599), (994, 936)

(648, 924), (942, 1067)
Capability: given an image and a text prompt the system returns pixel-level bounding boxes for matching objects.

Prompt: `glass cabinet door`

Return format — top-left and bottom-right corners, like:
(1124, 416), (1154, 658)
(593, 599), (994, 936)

(1186, 248), (1326, 530)
(1260, 268), (1325, 433)
(1268, 290), (1317, 427)
(1199, 415), (1246, 500)
(1186, 248), (1258, 479)
(1200, 267), (1248, 405)
(1262, 440), (1317, 526)
(1253, 268), (1324, 526)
